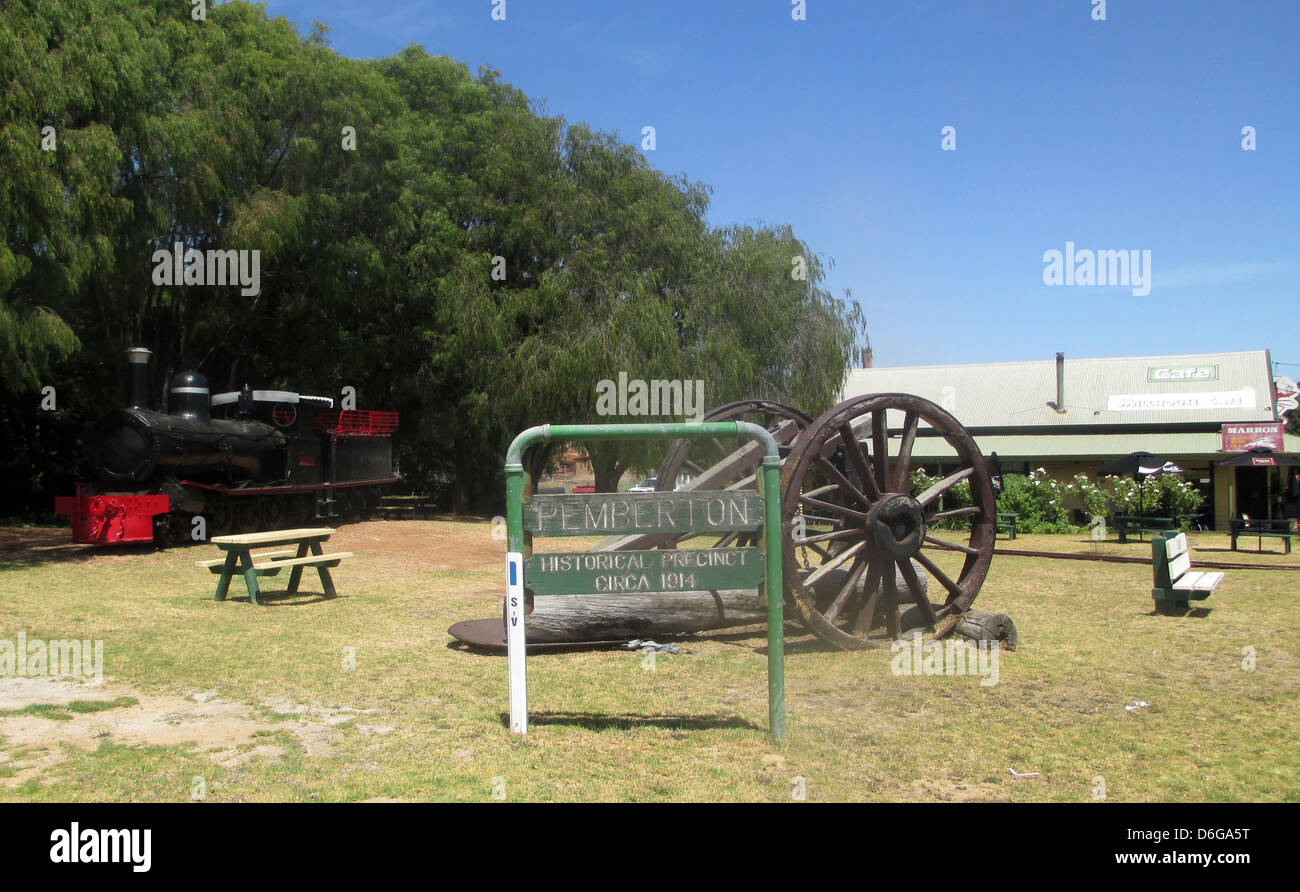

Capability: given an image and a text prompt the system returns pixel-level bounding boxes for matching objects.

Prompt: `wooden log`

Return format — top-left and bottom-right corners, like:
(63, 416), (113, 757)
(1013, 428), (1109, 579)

(898, 604), (1018, 649)
(520, 561), (927, 643)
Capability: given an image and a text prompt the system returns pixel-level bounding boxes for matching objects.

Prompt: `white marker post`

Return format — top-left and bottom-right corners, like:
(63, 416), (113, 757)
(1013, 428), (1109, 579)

(505, 551), (527, 733)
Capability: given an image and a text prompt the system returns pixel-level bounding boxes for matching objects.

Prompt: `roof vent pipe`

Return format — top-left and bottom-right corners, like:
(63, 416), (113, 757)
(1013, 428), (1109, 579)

(1047, 351), (1066, 414)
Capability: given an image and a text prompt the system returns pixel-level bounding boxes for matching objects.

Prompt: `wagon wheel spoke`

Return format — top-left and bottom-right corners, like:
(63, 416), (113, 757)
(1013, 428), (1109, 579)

(823, 553), (868, 625)
(710, 438), (731, 460)
(798, 494), (871, 522)
(923, 533), (980, 555)
(891, 411), (919, 492)
(928, 505), (981, 522)
(815, 456), (874, 511)
(881, 562), (902, 639)
(912, 550), (964, 607)
(871, 410), (890, 494)
(916, 466), (975, 507)
(797, 513), (848, 527)
(804, 539), (867, 587)
(792, 528), (860, 547)
(803, 483), (842, 500)
(714, 531), (739, 548)
(836, 424), (882, 501)
(897, 558), (938, 629)
(850, 557), (886, 636)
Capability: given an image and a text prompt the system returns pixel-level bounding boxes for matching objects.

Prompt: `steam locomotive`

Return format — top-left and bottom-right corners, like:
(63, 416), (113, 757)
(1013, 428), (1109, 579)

(56, 348), (399, 545)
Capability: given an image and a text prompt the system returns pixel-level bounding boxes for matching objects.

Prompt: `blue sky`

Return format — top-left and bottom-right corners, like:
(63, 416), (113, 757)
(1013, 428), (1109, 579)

(259, 0), (1299, 372)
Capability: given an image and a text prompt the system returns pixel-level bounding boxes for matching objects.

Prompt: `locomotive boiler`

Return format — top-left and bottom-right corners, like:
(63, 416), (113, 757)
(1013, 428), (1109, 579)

(56, 348), (400, 545)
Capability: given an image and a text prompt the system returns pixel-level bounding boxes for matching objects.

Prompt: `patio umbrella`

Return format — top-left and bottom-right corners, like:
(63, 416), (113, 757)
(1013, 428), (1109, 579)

(1217, 448), (1300, 521)
(1098, 451), (1181, 515)
(1098, 451), (1174, 476)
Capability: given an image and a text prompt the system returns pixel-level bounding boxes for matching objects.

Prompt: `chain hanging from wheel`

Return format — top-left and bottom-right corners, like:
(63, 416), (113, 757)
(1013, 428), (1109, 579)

(779, 393), (997, 650)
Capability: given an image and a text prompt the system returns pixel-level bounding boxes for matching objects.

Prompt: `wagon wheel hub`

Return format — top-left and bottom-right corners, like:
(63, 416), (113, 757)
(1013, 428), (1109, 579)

(868, 493), (925, 559)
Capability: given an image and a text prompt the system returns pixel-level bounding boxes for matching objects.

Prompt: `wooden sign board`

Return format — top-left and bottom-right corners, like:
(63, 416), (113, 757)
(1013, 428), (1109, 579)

(523, 490), (764, 536)
(525, 547), (764, 595)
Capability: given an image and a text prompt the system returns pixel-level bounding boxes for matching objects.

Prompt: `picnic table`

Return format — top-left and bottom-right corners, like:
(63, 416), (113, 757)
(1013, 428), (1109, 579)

(995, 512), (1018, 539)
(377, 494), (433, 520)
(198, 527), (351, 605)
(1229, 518), (1293, 554)
(1113, 515), (1176, 543)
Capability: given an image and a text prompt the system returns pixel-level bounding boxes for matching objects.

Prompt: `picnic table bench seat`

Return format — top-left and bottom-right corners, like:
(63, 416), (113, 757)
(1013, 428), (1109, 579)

(995, 512), (1018, 540)
(1151, 532), (1223, 613)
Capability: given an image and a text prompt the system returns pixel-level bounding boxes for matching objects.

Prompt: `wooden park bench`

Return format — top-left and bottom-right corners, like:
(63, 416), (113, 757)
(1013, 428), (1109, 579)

(995, 512), (1018, 540)
(1114, 514), (1176, 543)
(1151, 531), (1223, 613)
(1229, 517), (1293, 554)
(198, 527), (351, 605)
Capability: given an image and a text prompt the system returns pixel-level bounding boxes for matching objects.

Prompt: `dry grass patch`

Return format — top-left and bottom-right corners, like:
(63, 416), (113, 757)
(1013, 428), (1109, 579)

(0, 521), (1296, 801)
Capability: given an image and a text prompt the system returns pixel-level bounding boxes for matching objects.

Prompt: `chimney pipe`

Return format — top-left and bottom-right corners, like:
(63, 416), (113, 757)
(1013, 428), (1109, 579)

(126, 347), (152, 410)
(861, 346), (874, 368)
(1051, 351), (1066, 414)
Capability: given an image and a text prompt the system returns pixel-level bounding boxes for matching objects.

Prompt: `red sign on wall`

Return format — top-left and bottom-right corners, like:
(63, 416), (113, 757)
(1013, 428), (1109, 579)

(1221, 422), (1284, 452)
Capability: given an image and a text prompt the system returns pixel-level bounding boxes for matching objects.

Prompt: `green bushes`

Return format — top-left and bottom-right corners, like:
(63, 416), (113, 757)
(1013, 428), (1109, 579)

(997, 469), (1074, 533)
(908, 467), (1206, 535)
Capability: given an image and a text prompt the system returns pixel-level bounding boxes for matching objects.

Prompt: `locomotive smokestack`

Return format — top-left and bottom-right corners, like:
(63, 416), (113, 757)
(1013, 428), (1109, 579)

(126, 347), (152, 410)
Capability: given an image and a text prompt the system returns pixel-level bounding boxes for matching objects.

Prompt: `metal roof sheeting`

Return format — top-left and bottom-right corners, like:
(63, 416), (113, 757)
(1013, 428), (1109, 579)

(895, 431), (1300, 461)
(841, 350), (1277, 430)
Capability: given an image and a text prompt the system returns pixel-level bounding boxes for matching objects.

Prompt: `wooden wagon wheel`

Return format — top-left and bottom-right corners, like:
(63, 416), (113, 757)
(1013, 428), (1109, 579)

(655, 400), (811, 492)
(592, 400), (811, 553)
(780, 393), (997, 650)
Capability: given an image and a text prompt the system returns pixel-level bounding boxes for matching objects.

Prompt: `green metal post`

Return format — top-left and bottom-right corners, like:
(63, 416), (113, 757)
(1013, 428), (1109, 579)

(760, 453), (786, 740)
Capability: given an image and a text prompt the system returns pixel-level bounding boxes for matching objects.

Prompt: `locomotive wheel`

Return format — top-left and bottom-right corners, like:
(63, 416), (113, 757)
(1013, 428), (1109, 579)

(780, 393), (996, 650)
(206, 498), (235, 538)
(233, 498), (262, 534)
(263, 495), (289, 530)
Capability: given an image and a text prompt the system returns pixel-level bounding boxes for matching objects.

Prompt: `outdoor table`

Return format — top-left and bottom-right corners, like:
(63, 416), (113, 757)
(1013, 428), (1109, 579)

(379, 494), (432, 519)
(1228, 518), (1293, 554)
(1113, 515), (1176, 543)
(201, 528), (350, 604)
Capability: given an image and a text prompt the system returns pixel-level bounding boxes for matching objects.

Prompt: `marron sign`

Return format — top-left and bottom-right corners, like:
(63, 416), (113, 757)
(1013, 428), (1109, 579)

(1221, 422), (1284, 452)
(523, 490), (765, 536)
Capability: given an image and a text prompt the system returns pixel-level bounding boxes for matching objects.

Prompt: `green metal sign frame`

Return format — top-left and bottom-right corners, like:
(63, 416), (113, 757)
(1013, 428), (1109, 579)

(504, 421), (786, 739)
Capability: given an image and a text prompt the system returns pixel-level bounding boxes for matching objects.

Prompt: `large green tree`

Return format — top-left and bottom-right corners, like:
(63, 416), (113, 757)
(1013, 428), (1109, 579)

(0, 1), (868, 518)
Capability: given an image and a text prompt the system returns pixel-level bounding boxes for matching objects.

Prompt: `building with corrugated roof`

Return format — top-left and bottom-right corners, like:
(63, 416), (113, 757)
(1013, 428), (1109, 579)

(841, 349), (1299, 530)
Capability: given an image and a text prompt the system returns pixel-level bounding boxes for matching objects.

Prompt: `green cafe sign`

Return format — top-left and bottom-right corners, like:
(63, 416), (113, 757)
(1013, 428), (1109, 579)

(1147, 364), (1219, 383)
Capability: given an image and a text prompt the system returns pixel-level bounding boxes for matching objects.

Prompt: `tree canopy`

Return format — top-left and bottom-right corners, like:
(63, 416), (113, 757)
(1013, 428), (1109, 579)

(0, 0), (867, 516)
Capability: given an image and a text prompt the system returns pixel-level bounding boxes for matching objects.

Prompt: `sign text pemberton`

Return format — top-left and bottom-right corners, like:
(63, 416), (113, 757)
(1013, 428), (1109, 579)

(523, 490), (764, 536)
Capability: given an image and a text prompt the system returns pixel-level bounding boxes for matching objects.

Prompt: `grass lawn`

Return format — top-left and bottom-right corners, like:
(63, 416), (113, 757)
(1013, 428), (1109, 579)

(0, 521), (1295, 802)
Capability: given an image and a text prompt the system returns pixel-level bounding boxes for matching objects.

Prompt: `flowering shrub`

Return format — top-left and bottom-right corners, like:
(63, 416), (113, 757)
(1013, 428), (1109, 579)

(908, 468), (1204, 534)
(995, 469), (1074, 533)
